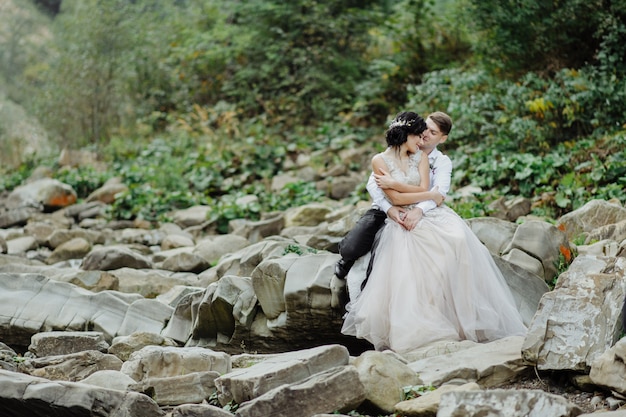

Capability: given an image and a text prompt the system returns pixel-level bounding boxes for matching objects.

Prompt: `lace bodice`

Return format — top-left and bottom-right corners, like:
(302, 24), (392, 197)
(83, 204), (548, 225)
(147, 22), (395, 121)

(380, 150), (423, 209)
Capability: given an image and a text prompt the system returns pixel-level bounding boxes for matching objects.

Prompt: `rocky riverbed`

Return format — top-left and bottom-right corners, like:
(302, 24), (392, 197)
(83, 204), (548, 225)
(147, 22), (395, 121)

(0, 173), (625, 416)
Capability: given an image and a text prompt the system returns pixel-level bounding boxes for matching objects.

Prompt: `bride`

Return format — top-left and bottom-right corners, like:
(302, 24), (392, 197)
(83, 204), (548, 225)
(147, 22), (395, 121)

(341, 111), (527, 353)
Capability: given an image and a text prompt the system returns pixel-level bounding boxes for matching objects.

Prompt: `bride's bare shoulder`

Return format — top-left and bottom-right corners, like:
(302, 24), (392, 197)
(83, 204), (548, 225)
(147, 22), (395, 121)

(371, 152), (385, 163)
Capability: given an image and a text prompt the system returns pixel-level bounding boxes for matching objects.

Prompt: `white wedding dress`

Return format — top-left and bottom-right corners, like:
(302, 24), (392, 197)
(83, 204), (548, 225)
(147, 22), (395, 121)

(341, 151), (527, 353)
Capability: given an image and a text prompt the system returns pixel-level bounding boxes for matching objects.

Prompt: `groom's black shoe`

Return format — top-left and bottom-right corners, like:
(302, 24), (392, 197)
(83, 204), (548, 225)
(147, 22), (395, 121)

(334, 259), (353, 280)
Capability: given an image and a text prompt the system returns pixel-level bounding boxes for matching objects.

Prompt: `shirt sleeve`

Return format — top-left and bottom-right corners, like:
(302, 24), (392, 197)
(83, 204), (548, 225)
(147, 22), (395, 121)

(366, 172), (392, 214)
(415, 154), (453, 214)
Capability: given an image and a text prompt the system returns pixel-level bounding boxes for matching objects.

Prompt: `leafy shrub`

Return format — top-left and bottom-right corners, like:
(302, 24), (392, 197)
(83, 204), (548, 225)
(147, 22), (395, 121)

(352, 0), (473, 123)
(263, 182), (326, 212)
(220, 0), (385, 125)
(54, 166), (109, 199)
(468, 0), (605, 75)
(32, 0), (141, 146)
(210, 192), (261, 234)
(0, 157), (39, 192)
(403, 66), (626, 216)
(283, 244), (317, 256)
(108, 185), (202, 223)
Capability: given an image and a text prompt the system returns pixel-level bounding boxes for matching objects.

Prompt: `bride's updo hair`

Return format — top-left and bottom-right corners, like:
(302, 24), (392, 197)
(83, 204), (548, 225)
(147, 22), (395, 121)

(385, 111), (427, 148)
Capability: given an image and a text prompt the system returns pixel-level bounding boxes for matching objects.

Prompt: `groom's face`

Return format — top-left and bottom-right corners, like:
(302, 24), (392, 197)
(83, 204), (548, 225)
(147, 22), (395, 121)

(419, 117), (447, 152)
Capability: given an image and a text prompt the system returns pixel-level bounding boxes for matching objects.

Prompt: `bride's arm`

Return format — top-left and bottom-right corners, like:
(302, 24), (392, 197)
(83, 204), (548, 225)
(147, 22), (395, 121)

(378, 152), (435, 205)
(374, 170), (425, 192)
(375, 151), (430, 192)
(371, 155), (408, 203)
(385, 189), (441, 205)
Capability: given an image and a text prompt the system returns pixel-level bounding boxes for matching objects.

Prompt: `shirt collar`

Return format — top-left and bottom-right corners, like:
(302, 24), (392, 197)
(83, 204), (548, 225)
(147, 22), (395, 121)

(428, 148), (441, 161)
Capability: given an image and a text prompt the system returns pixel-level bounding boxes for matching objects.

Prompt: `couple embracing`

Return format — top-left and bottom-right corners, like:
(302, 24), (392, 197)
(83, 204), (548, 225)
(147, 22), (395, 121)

(337, 111), (527, 353)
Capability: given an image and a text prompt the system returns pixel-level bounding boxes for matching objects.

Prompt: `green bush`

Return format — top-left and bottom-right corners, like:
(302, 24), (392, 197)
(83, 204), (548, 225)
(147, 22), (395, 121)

(404, 66), (626, 216)
(54, 166), (109, 199)
(0, 157), (39, 192)
(351, 0), (473, 124)
(468, 0), (606, 75)
(220, 0), (386, 125)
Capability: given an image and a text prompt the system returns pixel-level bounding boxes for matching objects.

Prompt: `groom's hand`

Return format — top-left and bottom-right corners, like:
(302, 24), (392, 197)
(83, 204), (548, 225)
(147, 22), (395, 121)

(403, 207), (423, 230)
(432, 186), (445, 206)
(387, 206), (406, 226)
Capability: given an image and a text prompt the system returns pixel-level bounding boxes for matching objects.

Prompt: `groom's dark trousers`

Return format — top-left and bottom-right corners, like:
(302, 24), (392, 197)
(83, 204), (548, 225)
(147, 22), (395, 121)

(336, 208), (387, 280)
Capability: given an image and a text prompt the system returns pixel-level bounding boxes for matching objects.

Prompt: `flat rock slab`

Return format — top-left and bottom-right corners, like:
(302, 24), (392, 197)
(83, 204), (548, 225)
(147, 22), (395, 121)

(0, 369), (165, 417)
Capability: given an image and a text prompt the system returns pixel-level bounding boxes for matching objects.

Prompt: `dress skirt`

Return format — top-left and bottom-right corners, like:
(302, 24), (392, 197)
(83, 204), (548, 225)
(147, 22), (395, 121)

(341, 205), (527, 353)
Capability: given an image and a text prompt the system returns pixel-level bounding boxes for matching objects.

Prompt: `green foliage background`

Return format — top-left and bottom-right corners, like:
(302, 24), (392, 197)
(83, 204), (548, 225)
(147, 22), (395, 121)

(1, 0), (625, 226)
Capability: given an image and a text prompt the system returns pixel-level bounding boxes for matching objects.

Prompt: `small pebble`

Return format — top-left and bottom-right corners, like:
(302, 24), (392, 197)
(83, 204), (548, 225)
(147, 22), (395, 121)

(590, 395), (604, 409)
(607, 396), (625, 410)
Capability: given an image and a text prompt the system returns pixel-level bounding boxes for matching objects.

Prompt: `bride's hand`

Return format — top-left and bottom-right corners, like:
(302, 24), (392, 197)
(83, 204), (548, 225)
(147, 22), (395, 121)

(403, 207), (423, 230)
(374, 169), (396, 189)
(387, 206), (406, 226)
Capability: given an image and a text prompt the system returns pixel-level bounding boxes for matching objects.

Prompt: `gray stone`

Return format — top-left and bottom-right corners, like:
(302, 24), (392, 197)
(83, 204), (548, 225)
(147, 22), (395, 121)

(235, 365), (365, 417)
(6, 235), (38, 254)
(186, 275), (257, 347)
(577, 239), (622, 257)
(215, 344), (349, 405)
(0, 207), (39, 228)
(0, 273), (171, 347)
(121, 345), (231, 382)
(251, 257), (297, 319)
(557, 199), (626, 241)
(0, 342), (18, 372)
(488, 196), (532, 222)
(502, 220), (570, 282)
(161, 251), (211, 273)
(590, 337), (626, 396)
(493, 256), (550, 326)
(328, 174), (363, 200)
(586, 218), (626, 245)
(0, 235), (6, 254)
(109, 331), (178, 361)
(502, 247), (545, 279)
(284, 203), (333, 227)
(160, 233), (195, 250)
(0, 263), (119, 292)
(18, 350), (123, 382)
(29, 331), (109, 357)
(64, 201), (109, 221)
(46, 237), (92, 264)
(82, 245), (153, 270)
(394, 382), (481, 417)
(130, 371), (220, 406)
(46, 228), (104, 249)
(170, 403), (235, 417)
(0, 369), (165, 417)
(437, 389), (582, 417)
(161, 289), (205, 344)
(230, 214), (285, 244)
(408, 336), (528, 388)
(106, 267), (202, 297)
(522, 255), (626, 371)
(86, 181), (129, 204)
(6, 178), (77, 210)
(353, 350), (422, 413)
(172, 205), (212, 228)
(81, 369), (137, 391)
(193, 234), (250, 265)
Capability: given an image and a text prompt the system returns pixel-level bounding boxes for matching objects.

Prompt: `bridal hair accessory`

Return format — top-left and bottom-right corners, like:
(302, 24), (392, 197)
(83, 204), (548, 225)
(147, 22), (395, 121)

(389, 119), (413, 129)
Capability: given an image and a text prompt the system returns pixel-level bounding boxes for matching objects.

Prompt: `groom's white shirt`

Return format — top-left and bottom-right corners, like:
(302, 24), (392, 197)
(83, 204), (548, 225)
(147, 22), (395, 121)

(366, 148), (452, 214)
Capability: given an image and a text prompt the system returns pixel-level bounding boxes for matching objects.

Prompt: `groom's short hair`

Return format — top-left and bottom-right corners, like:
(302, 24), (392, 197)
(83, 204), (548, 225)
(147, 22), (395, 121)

(428, 111), (452, 136)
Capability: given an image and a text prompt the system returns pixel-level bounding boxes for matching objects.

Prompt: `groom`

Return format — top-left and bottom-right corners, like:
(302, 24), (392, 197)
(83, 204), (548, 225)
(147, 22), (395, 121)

(335, 111), (453, 279)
